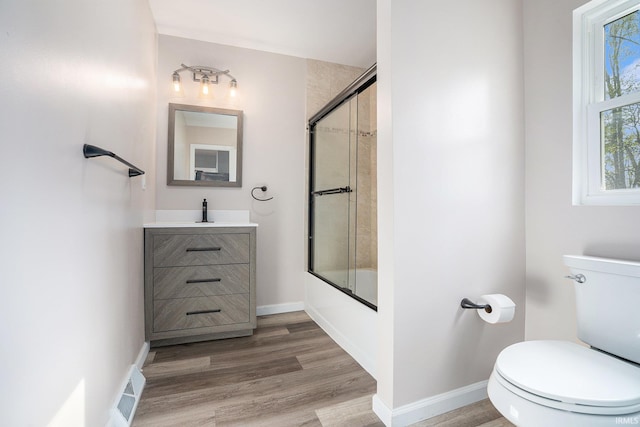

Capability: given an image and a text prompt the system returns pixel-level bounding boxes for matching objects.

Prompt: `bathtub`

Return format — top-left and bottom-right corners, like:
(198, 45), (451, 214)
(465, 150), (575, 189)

(305, 269), (378, 377)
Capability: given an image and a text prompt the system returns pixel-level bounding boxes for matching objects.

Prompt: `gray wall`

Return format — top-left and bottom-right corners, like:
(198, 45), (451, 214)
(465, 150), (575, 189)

(376, 0), (525, 408)
(156, 35), (307, 308)
(523, 0), (640, 341)
(0, 1), (157, 425)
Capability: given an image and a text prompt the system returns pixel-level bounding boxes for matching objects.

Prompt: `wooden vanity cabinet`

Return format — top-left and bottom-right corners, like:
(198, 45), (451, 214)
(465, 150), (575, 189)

(144, 226), (256, 346)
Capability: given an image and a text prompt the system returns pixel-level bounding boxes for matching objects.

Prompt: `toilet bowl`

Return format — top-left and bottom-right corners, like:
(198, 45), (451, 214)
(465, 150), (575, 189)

(488, 255), (640, 426)
(488, 340), (640, 426)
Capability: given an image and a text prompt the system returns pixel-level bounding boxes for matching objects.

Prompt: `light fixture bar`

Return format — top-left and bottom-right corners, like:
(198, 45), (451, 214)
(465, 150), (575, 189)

(172, 64), (237, 87)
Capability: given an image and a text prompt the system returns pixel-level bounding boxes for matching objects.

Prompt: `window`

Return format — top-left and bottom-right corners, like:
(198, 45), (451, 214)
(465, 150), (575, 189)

(574, 0), (640, 204)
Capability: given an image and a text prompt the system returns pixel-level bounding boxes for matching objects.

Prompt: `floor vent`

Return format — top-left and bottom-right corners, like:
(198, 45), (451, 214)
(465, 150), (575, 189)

(110, 365), (145, 427)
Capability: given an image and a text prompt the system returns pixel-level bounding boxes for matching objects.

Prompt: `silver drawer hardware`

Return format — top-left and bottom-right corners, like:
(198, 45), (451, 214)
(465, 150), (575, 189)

(185, 278), (222, 284)
(565, 274), (586, 284)
(186, 247), (222, 252)
(186, 309), (222, 316)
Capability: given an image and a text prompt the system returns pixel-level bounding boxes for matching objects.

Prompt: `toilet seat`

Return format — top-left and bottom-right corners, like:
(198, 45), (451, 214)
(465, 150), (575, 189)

(494, 340), (640, 415)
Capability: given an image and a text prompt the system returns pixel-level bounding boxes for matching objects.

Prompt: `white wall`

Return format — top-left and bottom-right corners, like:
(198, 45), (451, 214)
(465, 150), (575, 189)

(0, 1), (156, 426)
(155, 35), (307, 309)
(523, 0), (640, 341)
(376, 0), (525, 417)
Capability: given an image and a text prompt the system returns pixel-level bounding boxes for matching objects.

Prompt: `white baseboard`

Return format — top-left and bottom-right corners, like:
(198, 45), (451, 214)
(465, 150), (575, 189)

(135, 341), (150, 371)
(305, 303), (376, 377)
(256, 301), (304, 316)
(372, 380), (488, 427)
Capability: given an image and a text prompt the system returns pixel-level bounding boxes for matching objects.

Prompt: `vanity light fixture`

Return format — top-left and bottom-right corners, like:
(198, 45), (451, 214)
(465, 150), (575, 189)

(171, 63), (238, 98)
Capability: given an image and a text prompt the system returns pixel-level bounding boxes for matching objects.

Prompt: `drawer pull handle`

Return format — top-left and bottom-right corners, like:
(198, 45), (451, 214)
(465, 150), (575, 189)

(186, 247), (222, 252)
(186, 309), (221, 316)
(186, 278), (222, 284)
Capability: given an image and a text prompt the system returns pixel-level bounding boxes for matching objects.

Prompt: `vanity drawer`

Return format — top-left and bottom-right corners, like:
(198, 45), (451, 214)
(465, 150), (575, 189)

(153, 233), (250, 267)
(154, 264), (250, 299)
(153, 294), (250, 332)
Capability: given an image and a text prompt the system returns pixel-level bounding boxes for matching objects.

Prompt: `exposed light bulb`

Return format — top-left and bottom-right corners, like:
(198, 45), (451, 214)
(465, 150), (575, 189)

(201, 75), (210, 96)
(229, 79), (238, 98)
(172, 72), (181, 92)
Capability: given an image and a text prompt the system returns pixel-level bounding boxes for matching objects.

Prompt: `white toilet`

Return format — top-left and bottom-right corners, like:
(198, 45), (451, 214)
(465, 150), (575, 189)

(488, 255), (640, 426)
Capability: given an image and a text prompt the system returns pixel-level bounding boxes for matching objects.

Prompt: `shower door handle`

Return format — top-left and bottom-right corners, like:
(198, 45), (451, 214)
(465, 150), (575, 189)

(312, 186), (352, 196)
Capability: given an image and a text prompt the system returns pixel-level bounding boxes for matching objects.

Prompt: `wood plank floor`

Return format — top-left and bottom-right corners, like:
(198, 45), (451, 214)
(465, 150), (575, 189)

(133, 311), (512, 427)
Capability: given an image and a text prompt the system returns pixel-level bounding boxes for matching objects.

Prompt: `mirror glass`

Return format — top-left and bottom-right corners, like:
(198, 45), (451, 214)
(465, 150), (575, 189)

(168, 103), (243, 187)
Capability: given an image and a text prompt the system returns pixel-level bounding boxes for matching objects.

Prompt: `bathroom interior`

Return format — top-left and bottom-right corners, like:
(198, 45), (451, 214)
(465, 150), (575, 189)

(2, 0), (640, 426)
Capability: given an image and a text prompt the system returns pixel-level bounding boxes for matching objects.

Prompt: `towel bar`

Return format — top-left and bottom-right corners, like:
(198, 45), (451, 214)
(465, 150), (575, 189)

(83, 144), (145, 177)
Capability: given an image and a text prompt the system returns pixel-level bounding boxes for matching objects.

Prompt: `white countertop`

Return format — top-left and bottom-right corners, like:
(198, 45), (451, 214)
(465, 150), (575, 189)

(144, 221), (258, 228)
(148, 209), (256, 228)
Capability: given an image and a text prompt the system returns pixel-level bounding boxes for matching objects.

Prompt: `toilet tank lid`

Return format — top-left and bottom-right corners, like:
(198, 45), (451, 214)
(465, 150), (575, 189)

(563, 255), (640, 277)
(496, 340), (640, 408)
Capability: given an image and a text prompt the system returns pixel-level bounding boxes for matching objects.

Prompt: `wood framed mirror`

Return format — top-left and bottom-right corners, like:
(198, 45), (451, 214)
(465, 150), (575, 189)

(167, 103), (243, 187)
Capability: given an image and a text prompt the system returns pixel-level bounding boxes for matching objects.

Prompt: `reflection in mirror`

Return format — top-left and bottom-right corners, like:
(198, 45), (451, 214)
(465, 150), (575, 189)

(168, 103), (243, 187)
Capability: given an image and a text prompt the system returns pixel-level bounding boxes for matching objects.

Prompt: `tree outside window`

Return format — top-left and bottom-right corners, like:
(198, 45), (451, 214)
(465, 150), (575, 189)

(602, 10), (640, 189)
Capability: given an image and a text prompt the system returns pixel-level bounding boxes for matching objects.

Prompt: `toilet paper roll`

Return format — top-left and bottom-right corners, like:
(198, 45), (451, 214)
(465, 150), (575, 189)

(477, 294), (515, 324)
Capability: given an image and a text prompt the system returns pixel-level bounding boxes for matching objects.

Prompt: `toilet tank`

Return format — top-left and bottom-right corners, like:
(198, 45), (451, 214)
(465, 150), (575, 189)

(563, 255), (640, 364)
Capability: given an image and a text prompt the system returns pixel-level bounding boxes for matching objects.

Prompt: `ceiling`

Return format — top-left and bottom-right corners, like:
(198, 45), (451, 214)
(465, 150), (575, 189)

(148, 0), (377, 68)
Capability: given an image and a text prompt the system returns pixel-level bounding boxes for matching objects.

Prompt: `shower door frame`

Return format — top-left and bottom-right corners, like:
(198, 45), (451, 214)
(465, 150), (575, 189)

(308, 64), (377, 311)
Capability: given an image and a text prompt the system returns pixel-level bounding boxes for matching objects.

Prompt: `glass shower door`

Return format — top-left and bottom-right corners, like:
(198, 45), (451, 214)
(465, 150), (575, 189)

(310, 97), (355, 291)
(308, 66), (377, 309)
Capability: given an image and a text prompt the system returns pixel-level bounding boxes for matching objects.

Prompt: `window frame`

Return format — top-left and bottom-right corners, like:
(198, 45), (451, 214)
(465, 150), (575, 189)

(573, 0), (640, 205)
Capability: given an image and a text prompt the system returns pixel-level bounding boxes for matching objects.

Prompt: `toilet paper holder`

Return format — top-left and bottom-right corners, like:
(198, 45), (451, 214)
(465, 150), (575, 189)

(460, 298), (493, 313)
